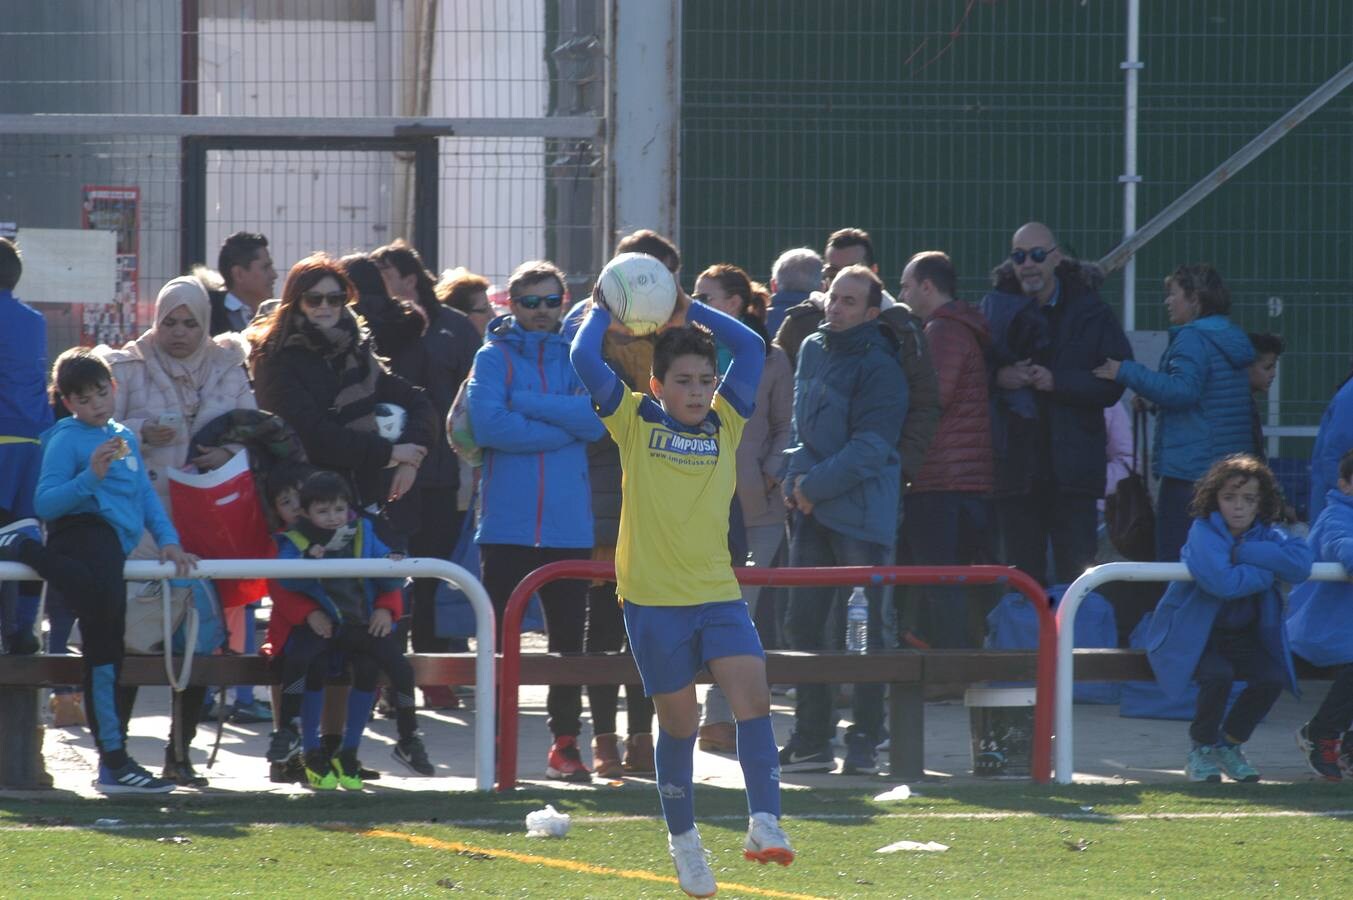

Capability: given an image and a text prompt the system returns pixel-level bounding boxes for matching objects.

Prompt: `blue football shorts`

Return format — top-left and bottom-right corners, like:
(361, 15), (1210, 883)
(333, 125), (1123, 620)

(622, 598), (765, 696)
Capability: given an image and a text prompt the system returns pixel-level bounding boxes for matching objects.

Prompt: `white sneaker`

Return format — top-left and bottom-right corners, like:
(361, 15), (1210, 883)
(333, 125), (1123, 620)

(743, 811), (795, 866)
(669, 827), (717, 897)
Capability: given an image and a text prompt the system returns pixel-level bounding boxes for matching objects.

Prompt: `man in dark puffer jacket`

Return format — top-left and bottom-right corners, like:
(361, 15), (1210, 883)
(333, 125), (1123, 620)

(981, 222), (1132, 585)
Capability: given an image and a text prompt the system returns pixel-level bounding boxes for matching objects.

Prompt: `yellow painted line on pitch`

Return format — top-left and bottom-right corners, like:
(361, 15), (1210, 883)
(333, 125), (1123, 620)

(347, 826), (824, 900)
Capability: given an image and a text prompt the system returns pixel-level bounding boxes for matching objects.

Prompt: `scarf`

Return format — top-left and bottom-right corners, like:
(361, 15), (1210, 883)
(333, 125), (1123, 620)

(132, 276), (218, 422)
(282, 308), (383, 436)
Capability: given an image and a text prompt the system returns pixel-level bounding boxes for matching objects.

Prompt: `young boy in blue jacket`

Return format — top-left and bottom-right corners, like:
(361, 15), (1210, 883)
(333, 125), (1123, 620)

(1146, 454), (1312, 783)
(0, 349), (197, 793)
(270, 470), (433, 789)
(572, 285), (792, 899)
(1288, 449), (1353, 780)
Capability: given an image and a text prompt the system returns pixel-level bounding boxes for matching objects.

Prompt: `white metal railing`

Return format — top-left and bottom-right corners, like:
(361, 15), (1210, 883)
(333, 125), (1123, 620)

(0, 557), (496, 792)
(1054, 560), (1350, 785)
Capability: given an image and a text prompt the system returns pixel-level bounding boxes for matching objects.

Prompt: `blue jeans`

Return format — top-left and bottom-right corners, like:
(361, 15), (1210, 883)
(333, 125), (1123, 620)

(784, 512), (889, 746)
(901, 491), (993, 649)
(1191, 623), (1285, 745)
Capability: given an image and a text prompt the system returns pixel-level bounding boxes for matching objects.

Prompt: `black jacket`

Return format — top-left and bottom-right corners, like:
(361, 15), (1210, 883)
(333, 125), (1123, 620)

(252, 343), (436, 507)
(982, 259), (1132, 496)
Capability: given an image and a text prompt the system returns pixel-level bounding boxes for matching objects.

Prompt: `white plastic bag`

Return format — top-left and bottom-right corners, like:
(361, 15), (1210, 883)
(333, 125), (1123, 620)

(525, 804), (571, 838)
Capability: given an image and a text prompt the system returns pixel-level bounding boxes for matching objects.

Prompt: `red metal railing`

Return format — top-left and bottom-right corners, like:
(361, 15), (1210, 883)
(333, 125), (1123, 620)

(496, 562), (1055, 789)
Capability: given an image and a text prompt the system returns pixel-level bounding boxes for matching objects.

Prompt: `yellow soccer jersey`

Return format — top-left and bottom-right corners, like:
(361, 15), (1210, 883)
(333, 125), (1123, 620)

(602, 388), (746, 606)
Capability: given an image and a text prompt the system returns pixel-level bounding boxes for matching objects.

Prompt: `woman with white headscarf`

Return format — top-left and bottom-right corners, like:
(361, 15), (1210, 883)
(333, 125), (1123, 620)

(96, 275), (257, 786)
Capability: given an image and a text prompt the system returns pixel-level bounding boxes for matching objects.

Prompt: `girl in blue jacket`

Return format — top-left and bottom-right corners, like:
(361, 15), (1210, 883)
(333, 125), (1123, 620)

(1287, 448), (1353, 780)
(1145, 454), (1312, 783)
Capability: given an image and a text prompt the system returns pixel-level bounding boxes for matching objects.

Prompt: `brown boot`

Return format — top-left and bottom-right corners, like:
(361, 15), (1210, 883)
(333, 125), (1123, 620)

(698, 721), (737, 754)
(592, 733), (623, 778)
(622, 732), (655, 774)
(50, 692), (87, 728)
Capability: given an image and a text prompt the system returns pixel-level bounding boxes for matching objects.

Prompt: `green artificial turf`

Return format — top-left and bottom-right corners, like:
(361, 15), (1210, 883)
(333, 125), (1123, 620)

(2, 784), (1351, 897)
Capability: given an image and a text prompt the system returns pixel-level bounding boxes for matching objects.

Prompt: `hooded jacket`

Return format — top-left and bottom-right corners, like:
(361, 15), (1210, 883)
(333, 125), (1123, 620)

(775, 295), (939, 485)
(1286, 490), (1353, 667)
(1308, 375), (1353, 521)
(785, 319), (908, 545)
(34, 416), (179, 554)
(1145, 512), (1312, 698)
(911, 299), (993, 494)
(1113, 314), (1256, 482)
(467, 314), (604, 548)
(982, 259), (1131, 496)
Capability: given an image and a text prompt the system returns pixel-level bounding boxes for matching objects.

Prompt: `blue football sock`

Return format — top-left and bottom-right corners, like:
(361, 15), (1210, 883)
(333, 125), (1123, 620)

(343, 689), (375, 751)
(655, 728), (697, 836)
(300, 689), (324, 752)
(736, 715), (781, 818)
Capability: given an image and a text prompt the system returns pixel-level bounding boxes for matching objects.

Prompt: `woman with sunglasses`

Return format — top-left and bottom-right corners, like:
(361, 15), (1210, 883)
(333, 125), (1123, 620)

(691, 263), (794, 754)
(1092, 264), (1257, 561)
(249, 253), (435, 523)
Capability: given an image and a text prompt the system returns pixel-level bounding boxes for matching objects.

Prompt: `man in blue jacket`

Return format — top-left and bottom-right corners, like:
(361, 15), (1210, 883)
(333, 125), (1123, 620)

(982, 222), (1132, 585)
(765, 247), (822, 338)
(0, 237), (54, 654)
(466, 259), (606, 782)
(778, 265), (908, 776)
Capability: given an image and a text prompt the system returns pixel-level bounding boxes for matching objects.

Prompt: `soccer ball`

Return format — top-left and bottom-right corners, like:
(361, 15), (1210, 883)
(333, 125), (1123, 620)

(595, 252), (677, 335)
(373, 403), (407, 441)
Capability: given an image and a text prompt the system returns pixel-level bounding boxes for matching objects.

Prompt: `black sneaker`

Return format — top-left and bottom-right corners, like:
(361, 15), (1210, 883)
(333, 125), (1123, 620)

(393, 736), (435, 776)
(266, 727), (301, 763)
(840, 732), (878, 776)
(777, 734), (835, 773)
(0, 518), (40, 563)
(96, 759), (176, 794)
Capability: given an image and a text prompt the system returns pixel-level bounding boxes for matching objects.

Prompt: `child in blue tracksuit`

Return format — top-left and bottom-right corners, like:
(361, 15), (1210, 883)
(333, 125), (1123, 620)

(0, 237), (54, 654)
(0, 349), (197, 793)
(1146, 453), (1312, 783)
(1287, 448), (1353, 780)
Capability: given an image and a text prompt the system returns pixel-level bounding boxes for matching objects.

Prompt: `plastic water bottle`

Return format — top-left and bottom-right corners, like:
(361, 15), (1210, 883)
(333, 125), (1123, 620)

(845, 587), (869, 654)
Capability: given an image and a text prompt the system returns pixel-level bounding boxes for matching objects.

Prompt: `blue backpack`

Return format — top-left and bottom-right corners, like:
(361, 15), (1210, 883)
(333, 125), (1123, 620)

(984, 584), (1121, 704)
(172, 579), (227, 656)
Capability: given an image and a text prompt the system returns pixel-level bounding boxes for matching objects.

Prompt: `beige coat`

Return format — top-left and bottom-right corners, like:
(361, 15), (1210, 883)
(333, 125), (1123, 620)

(736, 346), (794, 528)
(99, 332), (256, 505)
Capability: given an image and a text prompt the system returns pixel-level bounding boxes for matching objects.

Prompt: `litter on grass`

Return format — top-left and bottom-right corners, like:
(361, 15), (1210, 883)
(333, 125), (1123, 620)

(525, 804), (571, 837)
(877, 840), (949, 853)
(873, 784), (912, 802)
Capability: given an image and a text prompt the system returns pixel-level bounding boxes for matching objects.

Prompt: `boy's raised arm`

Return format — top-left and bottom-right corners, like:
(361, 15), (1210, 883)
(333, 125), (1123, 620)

(687, 301), (765, 418)
(569, 303), (625, 417)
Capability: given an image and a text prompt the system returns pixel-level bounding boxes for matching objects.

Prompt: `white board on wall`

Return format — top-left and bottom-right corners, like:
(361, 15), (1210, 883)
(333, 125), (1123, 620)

(15, 227), (118, 304)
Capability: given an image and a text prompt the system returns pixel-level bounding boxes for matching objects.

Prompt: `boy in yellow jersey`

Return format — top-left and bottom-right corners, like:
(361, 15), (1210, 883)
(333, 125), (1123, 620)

(571, 286), (793, 897)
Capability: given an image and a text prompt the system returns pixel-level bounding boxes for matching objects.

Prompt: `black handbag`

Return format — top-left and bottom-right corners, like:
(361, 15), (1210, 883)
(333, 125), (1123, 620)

(1105, 407), (1156, 561)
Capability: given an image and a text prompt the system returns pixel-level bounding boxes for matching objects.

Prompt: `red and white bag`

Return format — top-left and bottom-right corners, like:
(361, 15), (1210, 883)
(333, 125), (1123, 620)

(168, 449), (274, 608)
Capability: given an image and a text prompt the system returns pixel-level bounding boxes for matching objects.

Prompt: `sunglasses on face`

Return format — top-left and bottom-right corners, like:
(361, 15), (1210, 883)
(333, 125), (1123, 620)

(1009, 246), (1057, 265)
(301, 290), (347, 308)
(514, 293), (563, 310)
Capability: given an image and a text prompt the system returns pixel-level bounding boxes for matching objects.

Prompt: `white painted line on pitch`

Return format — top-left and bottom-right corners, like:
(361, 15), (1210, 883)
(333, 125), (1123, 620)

(7, 807), (1353, 833)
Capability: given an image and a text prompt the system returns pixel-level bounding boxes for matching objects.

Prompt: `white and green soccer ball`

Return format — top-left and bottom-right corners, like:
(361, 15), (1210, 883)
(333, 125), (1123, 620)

(595, 252), (677, 335)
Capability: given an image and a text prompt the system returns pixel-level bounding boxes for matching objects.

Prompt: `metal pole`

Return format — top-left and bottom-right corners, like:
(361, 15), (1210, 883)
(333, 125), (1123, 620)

(1099, 57), (1353, 274)
(1120, 0), (1142, 329)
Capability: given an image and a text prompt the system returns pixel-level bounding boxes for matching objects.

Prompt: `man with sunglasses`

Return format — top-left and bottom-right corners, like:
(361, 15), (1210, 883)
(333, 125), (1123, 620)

(980, 222), (1132, 586)
(464, 259), (606, 782)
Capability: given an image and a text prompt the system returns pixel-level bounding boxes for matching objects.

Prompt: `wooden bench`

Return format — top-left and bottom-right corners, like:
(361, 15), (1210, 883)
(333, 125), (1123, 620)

(0, 649), (1336, 789)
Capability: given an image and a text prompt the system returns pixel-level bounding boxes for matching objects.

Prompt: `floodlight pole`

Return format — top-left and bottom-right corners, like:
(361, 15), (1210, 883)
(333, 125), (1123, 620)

(1120, 0), (1142, 330)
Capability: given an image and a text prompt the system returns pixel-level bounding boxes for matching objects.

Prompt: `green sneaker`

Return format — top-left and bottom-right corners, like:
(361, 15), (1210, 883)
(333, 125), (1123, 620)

(1213, 742), (1260, 782)
(304, 749), (338, 791)
(1185, 744), (1222, 783)
(331, 748), (365, 791)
